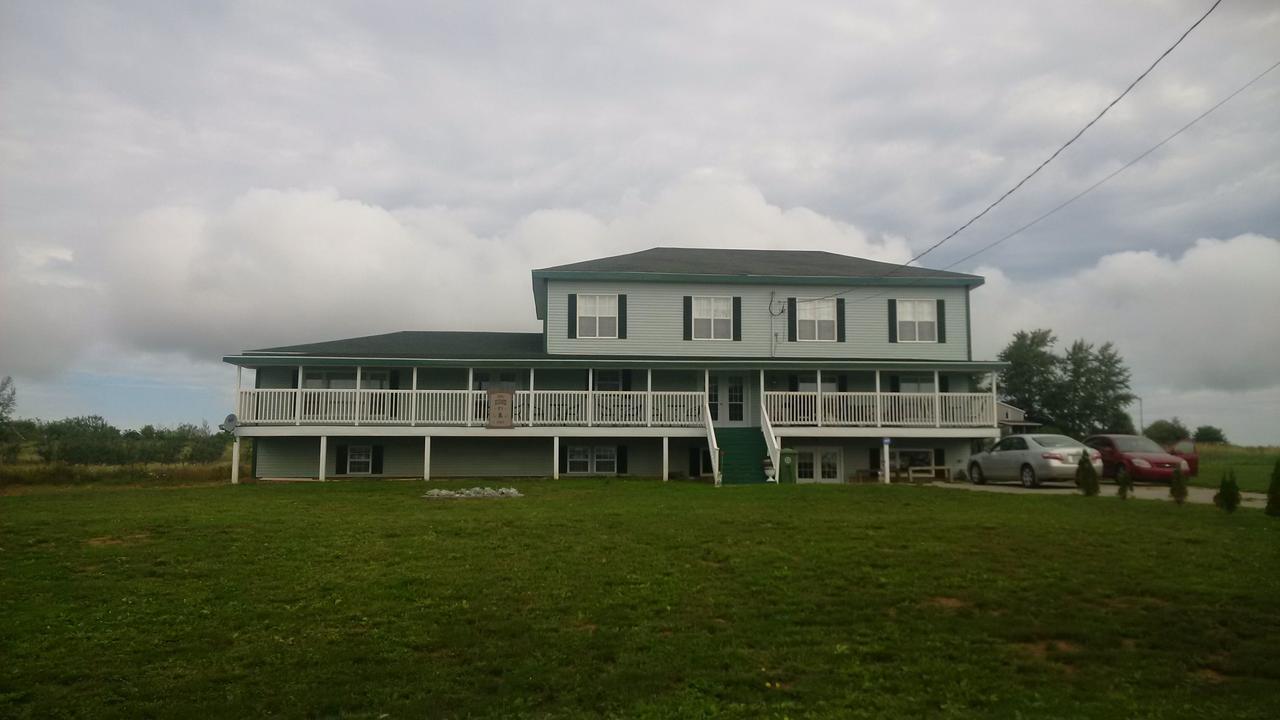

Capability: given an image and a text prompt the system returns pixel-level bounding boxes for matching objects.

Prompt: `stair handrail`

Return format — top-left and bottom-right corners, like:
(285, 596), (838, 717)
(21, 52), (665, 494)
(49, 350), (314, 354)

(703, 399), (721, 487)
(760, 397), (781, 484)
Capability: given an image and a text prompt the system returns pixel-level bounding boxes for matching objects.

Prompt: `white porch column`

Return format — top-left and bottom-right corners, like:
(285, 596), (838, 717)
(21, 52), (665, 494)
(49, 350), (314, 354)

(934, 370), (942, 428)
(529, 368), (536, 426)
(231, 436), (241, 484)
(319, 435), (328, 482)
(465, 368), (474, 427)
(354, 366), (362, 426)
(646, 368), (653, 427)
(587, 368), (594, 427)
(816, 369), (824, 427)
(991, 371), (1000, 428)
(874, 370), (882, 427)
(552, 436), (560, 479)
(662, 436), (669, 482)
(410, 367), (418, 427)
(880, 439), (890, 484)
(423, 436), (431, 481)
(295, 366), (304, 425)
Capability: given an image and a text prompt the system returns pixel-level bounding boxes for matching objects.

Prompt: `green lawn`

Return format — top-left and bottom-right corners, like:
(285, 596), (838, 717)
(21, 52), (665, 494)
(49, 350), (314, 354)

(1192, 445), (1278, 494)
(2, 480), (1278, 719)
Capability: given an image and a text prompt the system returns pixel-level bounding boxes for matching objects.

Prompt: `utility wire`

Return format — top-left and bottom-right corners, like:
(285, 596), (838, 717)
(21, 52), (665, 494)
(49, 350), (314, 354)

(797, 57), (1279, 311)
(797, 0), (1225, 304)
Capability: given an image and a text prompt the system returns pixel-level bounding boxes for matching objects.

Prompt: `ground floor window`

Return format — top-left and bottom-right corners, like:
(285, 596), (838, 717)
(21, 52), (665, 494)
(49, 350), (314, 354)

(347, 445), (372, 474)
(566, 445), (621, 474)
(794, 446), (842, 483)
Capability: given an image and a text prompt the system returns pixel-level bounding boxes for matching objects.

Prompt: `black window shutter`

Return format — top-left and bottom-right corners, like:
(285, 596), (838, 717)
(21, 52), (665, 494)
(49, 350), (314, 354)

(567, 294), (578, 339)
(936, 299), (946, 343)
(558, 444), (568, 474)
(787, 298), (797, 342)
(335, 444), (348, 474)
(887, 299), (898, 343)
(837, 374), (848, 392)
(788, 374), (799, 392)
(889, 375), (901, 393)
(688, 447), (700, 476)
(682, 296), (693, 340)
(618, 295), (627, 339)
(939, 375), (950, 393)
(933, 448), (945, 467)
(251, 437), (258, 478)
(836, 298), (846, 342)
(372, 445), (384, 474)
(621, 370), (632, 391)
(732, 297), (742, 341)
(869, 447), (880, 470)
(617, 445), (628, 474)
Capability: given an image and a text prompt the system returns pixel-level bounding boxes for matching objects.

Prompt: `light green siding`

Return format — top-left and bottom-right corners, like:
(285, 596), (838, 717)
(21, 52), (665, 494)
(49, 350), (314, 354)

(546, 280), (969, 360)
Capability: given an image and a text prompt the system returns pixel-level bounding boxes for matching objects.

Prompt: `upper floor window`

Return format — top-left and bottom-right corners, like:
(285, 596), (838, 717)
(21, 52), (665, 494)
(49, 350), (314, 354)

(797, 298), (836, 341)
(897, 299), (937, 342)
(577, 294), (618, 339)
(692, 297), (733, 340)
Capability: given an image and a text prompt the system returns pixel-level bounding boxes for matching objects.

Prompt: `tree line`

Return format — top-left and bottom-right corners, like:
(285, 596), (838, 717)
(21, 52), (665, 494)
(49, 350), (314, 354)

(0, 377), (232, 465)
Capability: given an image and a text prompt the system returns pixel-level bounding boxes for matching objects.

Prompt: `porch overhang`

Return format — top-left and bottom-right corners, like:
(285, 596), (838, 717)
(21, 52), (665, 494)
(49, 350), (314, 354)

(223, 354), (1008, 372)
(235, 425), (706, 438)
(773, 427), (1000, 439)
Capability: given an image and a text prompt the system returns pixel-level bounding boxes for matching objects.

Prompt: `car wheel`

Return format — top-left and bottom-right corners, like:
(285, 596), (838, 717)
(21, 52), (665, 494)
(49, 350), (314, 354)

(969, 463), (985, 485)
(1020, 464), (1039, 489)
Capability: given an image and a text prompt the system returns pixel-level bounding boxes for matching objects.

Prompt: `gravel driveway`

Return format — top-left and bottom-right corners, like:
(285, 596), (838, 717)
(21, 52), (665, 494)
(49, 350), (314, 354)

(927, 480), (1268, 508)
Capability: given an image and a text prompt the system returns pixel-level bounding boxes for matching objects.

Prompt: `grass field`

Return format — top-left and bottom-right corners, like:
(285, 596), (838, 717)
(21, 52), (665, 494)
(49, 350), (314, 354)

(1192, 445), (1278, 494)
(2, 480), (1278, 719)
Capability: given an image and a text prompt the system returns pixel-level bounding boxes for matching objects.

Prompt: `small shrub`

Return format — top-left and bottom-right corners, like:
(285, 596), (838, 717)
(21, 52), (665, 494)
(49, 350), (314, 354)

(1115, 467), (1134, 500)
(953, 469), (968, 484)
(1213, 470), (1241, 514)
(1266, 458), (1280, 518)
(1169, 466), (1188, 506)
(1075, 455), (1099, 497)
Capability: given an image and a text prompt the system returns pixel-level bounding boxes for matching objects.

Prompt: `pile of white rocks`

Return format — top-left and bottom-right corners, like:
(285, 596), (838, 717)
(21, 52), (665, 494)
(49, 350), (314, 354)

(423, 486), (523, 500)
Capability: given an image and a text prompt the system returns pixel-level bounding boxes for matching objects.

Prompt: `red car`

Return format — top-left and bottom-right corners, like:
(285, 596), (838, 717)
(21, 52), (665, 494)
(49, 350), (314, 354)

(1165, 439), (1199, 476)
(1083, 434), (1192, 483)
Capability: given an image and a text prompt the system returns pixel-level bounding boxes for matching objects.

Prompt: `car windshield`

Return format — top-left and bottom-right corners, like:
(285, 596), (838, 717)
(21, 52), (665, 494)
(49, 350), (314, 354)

(1113, 436), (1164, 453)
(1032, 435), (1081, 449)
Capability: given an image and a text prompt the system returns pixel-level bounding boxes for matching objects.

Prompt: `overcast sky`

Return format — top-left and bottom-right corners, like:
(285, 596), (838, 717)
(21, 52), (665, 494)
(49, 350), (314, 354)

(1, 0), (1278, 443)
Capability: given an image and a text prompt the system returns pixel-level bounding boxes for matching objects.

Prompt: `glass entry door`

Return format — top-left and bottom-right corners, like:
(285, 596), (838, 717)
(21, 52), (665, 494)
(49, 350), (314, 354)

(795, 447), (842, 483)
(709, 373), (749, 427)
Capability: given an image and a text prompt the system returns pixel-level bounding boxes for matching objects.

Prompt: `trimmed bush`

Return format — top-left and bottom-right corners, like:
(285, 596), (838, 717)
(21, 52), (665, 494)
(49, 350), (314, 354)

(1169, 466), (1188, 506)
(1115, 466), (1134, 500)
(953, 469), (968, 484)
(1213, 470), (1241, 514)
(1075, 455), (1099, 497)
(1266, 458), (1280, 518)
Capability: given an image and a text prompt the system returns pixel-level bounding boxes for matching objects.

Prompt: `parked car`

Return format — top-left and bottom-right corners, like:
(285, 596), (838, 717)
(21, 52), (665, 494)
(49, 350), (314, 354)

(1082, 434), (1192, 483)
(969, 434), (1102, 488)
(1164, 439), (1199, 476)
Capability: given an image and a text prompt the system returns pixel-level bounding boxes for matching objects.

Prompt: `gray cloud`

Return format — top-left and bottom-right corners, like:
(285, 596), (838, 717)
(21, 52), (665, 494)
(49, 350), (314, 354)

(1, 0), (1278, 440)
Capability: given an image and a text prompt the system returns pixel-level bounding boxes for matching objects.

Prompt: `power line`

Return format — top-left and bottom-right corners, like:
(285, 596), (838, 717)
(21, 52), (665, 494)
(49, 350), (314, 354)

(794, 56), (1278, 311)
(939, 59), (1280, 271)
(797, 0), (1225, 304)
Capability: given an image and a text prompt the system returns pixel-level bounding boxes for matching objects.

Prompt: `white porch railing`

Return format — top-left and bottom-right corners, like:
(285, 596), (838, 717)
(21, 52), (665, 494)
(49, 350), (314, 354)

(760, 396), (780, 480)
(704, 399), (721, 486)
(763, 391), (994, 428)
(237, 389), (705, 427)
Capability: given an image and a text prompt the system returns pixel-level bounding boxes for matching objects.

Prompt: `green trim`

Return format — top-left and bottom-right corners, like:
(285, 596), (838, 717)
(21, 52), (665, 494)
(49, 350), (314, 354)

(531, 270), (983, 319)
(965, 288), (972, 362)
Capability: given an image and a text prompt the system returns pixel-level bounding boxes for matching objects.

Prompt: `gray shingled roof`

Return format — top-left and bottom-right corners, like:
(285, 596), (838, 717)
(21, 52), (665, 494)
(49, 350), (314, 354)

(247, 331), (546, 359)
(534, 247), (980, 281)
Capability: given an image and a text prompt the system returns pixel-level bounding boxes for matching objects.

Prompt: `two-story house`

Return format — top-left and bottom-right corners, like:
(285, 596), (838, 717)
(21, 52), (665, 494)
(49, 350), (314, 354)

(223, 247), (1005, 485)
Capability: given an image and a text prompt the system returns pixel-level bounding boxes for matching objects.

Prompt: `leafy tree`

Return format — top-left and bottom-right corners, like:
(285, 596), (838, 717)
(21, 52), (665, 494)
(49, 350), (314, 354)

(997, 331), (1135, 438)
(1192, 425), (1228, 444)
(1213, 470), (1241, 514)
(1144, 418), (1190, 446)
(1266, 459), (1280, 518)
(997, 329), (1059, 421)
(0, 376), (14, 425)
(1075, 454), (1099, 497)
(1169, 466), (1188, 506)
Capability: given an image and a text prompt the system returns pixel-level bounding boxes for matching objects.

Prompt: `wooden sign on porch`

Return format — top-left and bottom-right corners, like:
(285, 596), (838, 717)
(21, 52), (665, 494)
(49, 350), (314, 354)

(487, 389), (515, 429)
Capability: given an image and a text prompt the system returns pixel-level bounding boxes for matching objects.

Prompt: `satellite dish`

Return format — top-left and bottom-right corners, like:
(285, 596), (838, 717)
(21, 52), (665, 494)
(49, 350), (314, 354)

(218, 414), (239, 433)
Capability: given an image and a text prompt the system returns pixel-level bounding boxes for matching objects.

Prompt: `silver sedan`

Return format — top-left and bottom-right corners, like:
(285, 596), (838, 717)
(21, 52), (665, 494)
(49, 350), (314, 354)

(969, 434), (1103, 488)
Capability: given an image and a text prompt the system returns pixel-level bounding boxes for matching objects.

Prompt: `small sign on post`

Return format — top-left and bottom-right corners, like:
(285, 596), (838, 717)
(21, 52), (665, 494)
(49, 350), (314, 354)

(487, 389), (515, 429)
